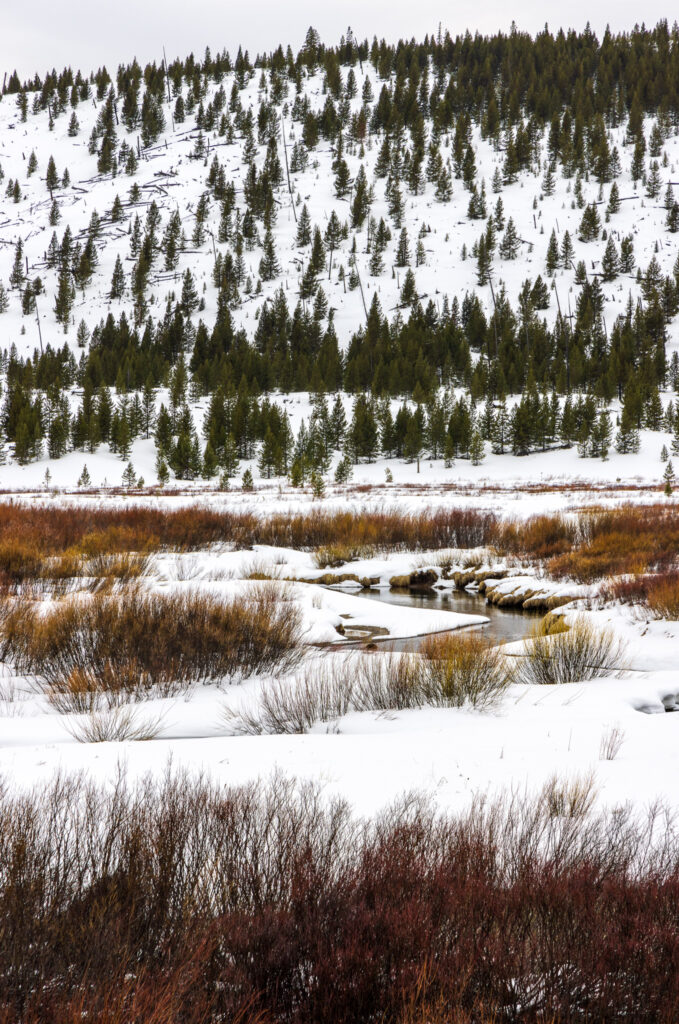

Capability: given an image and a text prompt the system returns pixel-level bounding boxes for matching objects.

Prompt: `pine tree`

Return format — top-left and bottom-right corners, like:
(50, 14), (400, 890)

(110, 255), (125, 299)
(615, 407), (640, 453)
(607, 181), (621, 215)
(296, 204), (312, 247)
(395, 227), (410, 267)
(579, 203), (601, 242)
(180, 269), (199, 316)
(546, 230), (560, 274)
(259, 228), (280, 280)
(45, 155), (59, 195)
(663, 459), (674, 495)
(499, 217), (520, 260)
(324, 212), (342, 278)
(403, 413), (424, 471)
(601, 237), (619, 281)
(476, 235), (491, 285)
(9, 239), (24, 289)
(54, 266), (74, 332)
(671, 418), (679, 458)
(542, 164), (556, 196)
(646, 161), (662, 199)
(435, 165), (453, 202)
(469, 429), (485, 465)
(400, 268), (417, 305)
(334, 453), (353, 483)
(309, 227), (326, 276)
(619, 236), (635, 274)
(350, 165), (371, 228)
(560, 231), (574, 269)
(334, 156), (351, 199)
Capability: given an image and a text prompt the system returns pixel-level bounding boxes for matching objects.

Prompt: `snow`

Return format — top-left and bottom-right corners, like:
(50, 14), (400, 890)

(1, 541), (678, 820)
(0, 61), (678, 822)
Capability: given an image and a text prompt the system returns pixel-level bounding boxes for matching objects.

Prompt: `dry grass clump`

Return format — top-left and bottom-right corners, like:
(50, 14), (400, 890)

(601, 570), (679, 620)
(419, 632), (514, 709)
(228, 636), (512, 735)
(517, 617), (627, 686)
(313, 542), (377, 568)
(540, 770), (598, 818)
(0, 502), (499, 581)
(546, 505), (679, 581)
(66, 704), (165, 743)
(600, 725), (626, 761)
(2, 502), (676, 593)
(228, 660), (353, 735)
(0, 584), (303, 709)
(497, 513), (581, 560)
(644, 572), (679, 620)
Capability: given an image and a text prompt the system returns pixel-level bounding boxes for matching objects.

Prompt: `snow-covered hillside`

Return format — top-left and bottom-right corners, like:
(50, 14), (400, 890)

(1, 64), (678, 355)
(0, 37), (679, 491)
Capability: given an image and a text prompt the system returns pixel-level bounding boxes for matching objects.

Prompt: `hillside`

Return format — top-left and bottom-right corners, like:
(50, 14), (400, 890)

(0, 26), (679, 488)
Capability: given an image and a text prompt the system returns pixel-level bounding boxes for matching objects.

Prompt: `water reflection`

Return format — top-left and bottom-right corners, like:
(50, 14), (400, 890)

(353, 587), (538, 650)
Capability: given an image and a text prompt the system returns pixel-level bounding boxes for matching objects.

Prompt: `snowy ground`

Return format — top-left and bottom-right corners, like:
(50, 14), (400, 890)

(1, 542), (677, 820)
(1, 60), (678, 819)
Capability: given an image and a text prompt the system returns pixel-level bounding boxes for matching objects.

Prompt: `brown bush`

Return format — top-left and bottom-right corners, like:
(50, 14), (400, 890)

(420, 631), (514, 708)
(601, 570), (679, 620)
(517, 617), (627, 685)
(546, 505), (679, 581)
(0, 585), (304, 706)
(0, 772), (678, 1022)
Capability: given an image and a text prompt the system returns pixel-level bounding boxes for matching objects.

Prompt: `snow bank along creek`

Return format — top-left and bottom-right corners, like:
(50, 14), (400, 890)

(310, 562), (581, 650)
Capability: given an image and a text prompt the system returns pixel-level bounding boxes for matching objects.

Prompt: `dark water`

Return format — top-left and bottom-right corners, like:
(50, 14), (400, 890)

(352, 587), (539, 650)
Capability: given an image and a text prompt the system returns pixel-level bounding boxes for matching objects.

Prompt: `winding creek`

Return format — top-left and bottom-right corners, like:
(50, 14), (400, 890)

(349, 587), (541, 650)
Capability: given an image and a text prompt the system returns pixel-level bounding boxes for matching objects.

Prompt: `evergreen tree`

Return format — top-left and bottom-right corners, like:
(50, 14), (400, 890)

(579, 203), (601, 242)
(109, 255), (125, 299)
(560, 231), (574, 269)
(469, 428), (485, 465)
(324, 212), (342, 278)
(45, 155), (59, 195)
(607, 181), (621, 215)
(499, 218), (520, 260)
(601, 237), (619, 281)
(259, 229), (280, 280)
(9, 239), (24, 289)
(400, 268), (417, 306)
(296, 204), (312, 246)
(395, 227), (410, 267)
(180, 268), (199, 316)
(546, 230), (560, 274)
(54, 266), (74, 332)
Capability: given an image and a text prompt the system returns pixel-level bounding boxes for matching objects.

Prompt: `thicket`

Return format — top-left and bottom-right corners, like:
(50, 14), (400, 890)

(0, 501), (677, 587)
(0, 586), (303, 706)
(0, 771), (679, 1022)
